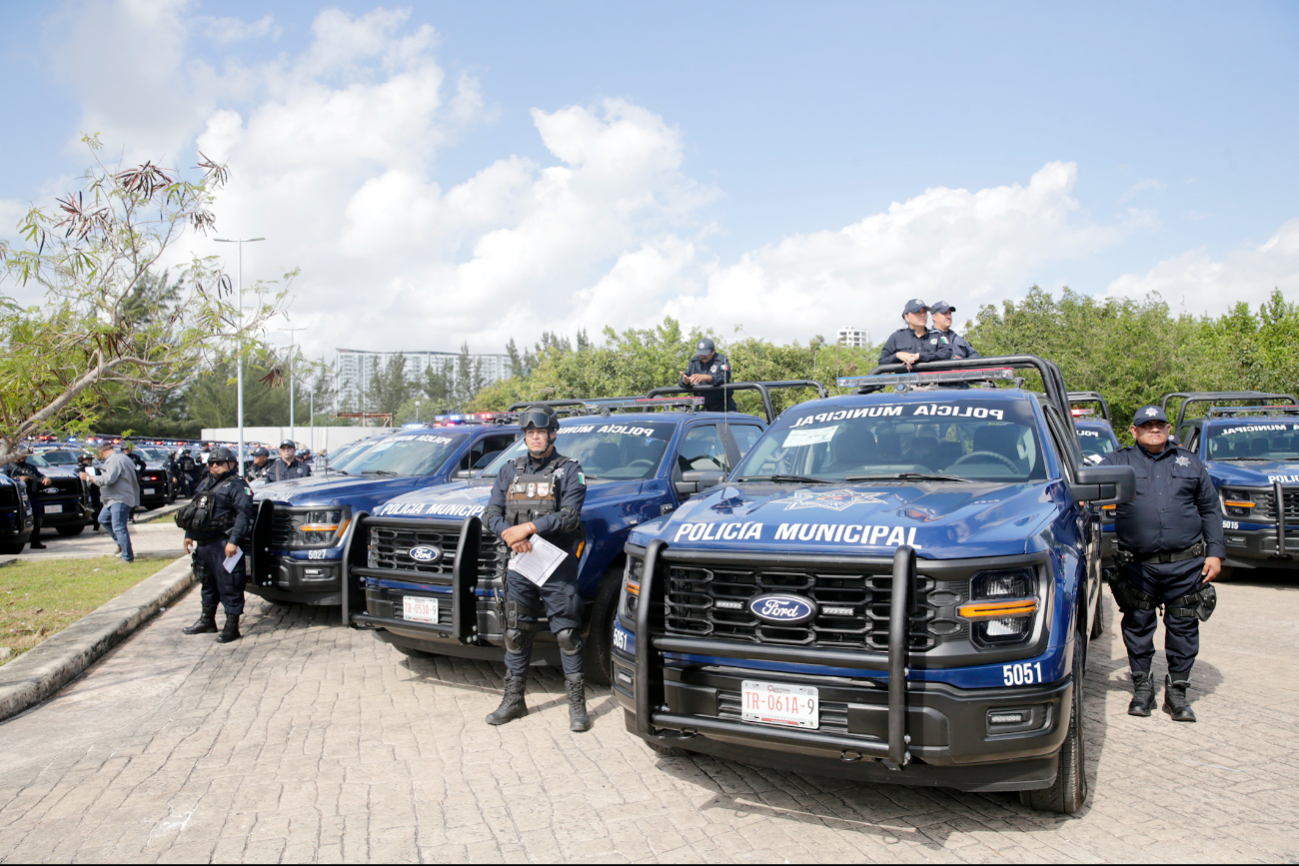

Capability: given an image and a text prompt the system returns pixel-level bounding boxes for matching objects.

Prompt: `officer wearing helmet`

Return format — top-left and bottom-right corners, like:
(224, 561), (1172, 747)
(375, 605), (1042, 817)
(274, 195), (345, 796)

(180, 446), (257, 643)
(245, 447), (271, 482)
(679, 337), (737, 412)
(481, 404), (590, 732)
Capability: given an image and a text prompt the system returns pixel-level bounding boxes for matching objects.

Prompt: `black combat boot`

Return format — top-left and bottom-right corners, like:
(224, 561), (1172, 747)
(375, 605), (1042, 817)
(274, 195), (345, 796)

(565, 673), (591, 733)
(1128, 669), (1156, 717)
(486, 672), (529, 725)
(1163, 673), (1196, 722)
(215, 614), (241, 644)
(182, 606), (219, 635)
(29, 535), (46, 550)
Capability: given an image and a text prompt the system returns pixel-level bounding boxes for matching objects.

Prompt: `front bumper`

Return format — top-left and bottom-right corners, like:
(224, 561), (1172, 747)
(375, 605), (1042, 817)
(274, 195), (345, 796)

(37, 498), (94, 527)
(1221, 525), (1299, 570)
(247, 553), (345, 605)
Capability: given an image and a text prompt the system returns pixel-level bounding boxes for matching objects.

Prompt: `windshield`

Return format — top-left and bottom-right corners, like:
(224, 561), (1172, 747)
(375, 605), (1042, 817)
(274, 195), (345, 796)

(36, 450), (80, 466)
(734, 398), (1050, 483)
(1207, 421), (1299, 461)
(484, 420), (674, 481)
(136, 447), (169, 462)
(322, 439), (374, 472)
(337, 433), (468, 477)
(1075, 427), (1116, 459)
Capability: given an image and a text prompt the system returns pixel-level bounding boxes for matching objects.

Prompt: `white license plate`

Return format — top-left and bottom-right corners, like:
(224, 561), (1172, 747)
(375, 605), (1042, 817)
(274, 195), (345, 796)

(143, 488), (155, 495)
(403, 596), (439, 624)
(741, 680), (819, 729)
(44, 504), (63, 514)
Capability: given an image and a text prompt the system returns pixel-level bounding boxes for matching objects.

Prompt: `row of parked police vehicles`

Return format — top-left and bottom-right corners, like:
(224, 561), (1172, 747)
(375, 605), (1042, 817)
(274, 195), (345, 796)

(242, 355), (1299, 814)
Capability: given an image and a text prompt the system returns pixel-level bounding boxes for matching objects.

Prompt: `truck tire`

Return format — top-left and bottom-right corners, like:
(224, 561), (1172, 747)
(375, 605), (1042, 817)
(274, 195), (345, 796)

(1020, 639), (1088, 813)
(583, 564), (623, 687)
(1089, 594), (1103, 640)
(56, 524), (86, 537)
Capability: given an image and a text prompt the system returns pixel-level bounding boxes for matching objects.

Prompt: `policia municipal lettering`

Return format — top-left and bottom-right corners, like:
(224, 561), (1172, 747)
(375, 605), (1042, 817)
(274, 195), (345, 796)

(481, 404), (590, 732)
(177, 446), (256, 644)
(1100, 404), (1223, 722)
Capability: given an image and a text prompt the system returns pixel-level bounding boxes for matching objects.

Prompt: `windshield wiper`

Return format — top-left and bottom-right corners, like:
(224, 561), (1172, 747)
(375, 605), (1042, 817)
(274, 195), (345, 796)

(736, 474), (830, 484)
(845, 473), (973, 483)
(361, 470), (399, 477)
(1225, 457), (1276, 462)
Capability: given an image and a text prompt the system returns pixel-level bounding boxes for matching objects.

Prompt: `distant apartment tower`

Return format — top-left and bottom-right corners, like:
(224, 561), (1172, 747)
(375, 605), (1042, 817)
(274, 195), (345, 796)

(334, 348), (512, 412)
(837, 327), (869, 348)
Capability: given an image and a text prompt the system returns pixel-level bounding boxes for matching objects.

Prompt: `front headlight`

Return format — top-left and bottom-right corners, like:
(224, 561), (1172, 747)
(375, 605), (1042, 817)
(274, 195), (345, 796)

(1220, 489), (1257, 519)
(620, 556), (644, 620)
(291, 508), (350, 547)
(960, 568), (1041, 648)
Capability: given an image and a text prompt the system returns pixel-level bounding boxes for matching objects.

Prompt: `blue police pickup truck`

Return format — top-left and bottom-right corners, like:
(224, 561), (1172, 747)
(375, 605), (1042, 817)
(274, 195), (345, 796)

(248, 419), (520, 605)
(1163, 391), (1299, 573)
(1069, 391), (1120, 580)
(340, 386), (818, 685)
(613, 357), (1134, 813)
(0, 473), (34, 554)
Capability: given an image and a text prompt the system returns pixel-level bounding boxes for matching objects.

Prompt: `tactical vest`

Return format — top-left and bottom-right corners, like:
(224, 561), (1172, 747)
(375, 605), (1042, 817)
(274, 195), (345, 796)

(504, 455), (569, 526)
(175, 474), (241, 534)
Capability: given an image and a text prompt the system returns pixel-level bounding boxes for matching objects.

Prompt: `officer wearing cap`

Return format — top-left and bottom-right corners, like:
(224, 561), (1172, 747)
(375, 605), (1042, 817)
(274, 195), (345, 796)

(180, 446), (256, 643)
(4, 449), (52, 549)
(264, 440), (311, 483)
(879, 299), (954, 367)
(680, 337), (738, 412)
(482, 404), (590, 732)
(929, 301), (980, 360)
(245, 447), (271, 482)
(1100, 404), (1223, 722)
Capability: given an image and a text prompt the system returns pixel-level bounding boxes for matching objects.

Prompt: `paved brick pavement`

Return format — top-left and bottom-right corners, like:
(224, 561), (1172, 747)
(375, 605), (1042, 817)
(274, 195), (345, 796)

(1, 570), (1297, 863)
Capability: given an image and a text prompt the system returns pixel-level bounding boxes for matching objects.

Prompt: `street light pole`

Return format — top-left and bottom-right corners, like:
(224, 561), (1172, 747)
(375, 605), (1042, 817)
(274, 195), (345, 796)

(278, 326), (306, 444)
(214, 236), (266, 471)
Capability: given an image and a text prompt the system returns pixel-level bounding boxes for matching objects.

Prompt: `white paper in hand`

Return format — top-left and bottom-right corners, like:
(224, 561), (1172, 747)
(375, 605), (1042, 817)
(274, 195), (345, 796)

(509, 535), (568, 586)
(223, 547), (244, 574)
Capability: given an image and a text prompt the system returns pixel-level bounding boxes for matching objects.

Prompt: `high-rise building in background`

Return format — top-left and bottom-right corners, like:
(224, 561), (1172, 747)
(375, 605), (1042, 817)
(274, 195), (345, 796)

(837, 327), (869, 348)
(334, 348), (512, 413)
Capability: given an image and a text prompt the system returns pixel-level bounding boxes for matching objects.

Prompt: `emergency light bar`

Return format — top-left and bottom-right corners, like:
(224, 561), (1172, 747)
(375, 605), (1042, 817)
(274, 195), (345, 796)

(432, 412), (514, 425)
(1070, 408), (1095, 417)
(1207, 405), (1299, 416)
(582, 396), (704, 411)
(837, 367), (1017, 389)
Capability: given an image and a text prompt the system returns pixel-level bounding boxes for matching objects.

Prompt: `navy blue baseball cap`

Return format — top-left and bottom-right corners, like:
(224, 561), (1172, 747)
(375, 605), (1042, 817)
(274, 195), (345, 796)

(695, 337), (715, 356)
(903, 298), (929, 315)
(931, 300), (955, 314)
(279, 439), (296, 449)
(252, 447), (269, 457)
(1132, 405), (1169, 425)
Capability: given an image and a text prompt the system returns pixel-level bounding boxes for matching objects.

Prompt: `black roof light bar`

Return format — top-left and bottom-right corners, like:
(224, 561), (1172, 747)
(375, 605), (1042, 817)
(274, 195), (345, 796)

(858, 356), (1073, 421)
(1067, 391), (1112, 424)
(644, 380), (829, 424)
(1160, 391), (1299, 437)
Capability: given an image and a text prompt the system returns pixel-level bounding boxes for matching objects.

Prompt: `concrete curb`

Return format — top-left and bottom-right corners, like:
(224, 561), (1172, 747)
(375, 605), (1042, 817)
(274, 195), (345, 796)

(0, 555), (195, 723)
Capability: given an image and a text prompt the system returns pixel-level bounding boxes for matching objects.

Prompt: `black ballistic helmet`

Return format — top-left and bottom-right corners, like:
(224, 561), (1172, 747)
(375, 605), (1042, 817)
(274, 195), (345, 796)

(208, 446), (237, 464)
(519, 404), (560, 432)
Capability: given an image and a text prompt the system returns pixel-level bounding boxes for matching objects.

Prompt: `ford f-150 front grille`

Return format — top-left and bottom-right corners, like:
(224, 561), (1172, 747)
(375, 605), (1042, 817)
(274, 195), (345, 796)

(663, 564), (966, 651)
(367, 522), (502, 584)
(1253, 490), (1299, 522)
(269, 510), (299, 550)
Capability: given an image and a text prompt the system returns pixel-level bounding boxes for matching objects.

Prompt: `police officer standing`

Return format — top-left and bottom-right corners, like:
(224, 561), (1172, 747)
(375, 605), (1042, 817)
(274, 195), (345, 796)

(264, 440), (312, 483)
(482, 405), (590, 732)
(177, 447), (199, 497)
(180, 446), (256, 643)
(679, 337), (737, 412)
(1100, 404), (1223, 722)
(929, 301), (980, 359)
(245, 447), (271, 482)
(4, 450), (51, 549)
(879, 299), (954, 367)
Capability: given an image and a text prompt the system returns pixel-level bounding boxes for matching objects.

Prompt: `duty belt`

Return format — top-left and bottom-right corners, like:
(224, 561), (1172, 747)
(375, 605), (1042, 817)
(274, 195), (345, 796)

(1115, 541), (1204, 566)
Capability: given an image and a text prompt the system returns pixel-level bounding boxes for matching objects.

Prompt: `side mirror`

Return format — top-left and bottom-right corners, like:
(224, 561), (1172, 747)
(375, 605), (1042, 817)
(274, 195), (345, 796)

(1071, 465), (1135, 505)
(453, 469), (473, 480)
(674, 469), (725, 498)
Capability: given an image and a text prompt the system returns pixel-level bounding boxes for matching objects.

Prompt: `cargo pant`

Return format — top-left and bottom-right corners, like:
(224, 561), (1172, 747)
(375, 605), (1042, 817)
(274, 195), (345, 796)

(502, 551), (582, 677)
(1119, 557), (1203, 675)
(193, 540), (247, 616)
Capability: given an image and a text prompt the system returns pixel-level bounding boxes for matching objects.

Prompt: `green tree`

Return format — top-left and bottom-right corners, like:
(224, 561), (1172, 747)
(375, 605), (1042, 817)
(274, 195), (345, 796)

(366, 352), (412, 418)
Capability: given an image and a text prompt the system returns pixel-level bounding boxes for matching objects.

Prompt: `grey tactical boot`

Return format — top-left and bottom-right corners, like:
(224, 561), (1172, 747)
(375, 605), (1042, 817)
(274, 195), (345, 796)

(1163, 673), (1196, 722)
(1128, 669), (1156, 716)
(486, 673), (529, 726)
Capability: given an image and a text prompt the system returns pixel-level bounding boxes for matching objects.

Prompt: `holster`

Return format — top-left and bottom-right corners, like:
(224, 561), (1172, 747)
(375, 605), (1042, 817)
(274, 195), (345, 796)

(1109, 572), (1159, 613)
(1166, 582), (1217, 621)
(191, 550), (213, 581)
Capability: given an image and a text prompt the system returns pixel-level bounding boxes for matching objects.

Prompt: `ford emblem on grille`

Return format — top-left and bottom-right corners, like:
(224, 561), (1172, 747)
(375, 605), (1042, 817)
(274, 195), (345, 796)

(408, 545), (442, 563)
(748, 594), (818, 625)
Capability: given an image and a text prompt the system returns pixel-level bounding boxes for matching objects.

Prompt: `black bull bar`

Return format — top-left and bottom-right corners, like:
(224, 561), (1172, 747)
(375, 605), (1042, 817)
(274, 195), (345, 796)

(634, 540), (915, 770)
(341, 513), (483, 639)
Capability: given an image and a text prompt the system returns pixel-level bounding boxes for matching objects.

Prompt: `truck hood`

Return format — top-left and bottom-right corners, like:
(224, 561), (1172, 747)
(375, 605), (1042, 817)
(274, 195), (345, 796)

(1207, 460), (1299, 487)
(373, 477), (645, 519)
(630, 481), (1063, 559)
(256, 472), (432, 506)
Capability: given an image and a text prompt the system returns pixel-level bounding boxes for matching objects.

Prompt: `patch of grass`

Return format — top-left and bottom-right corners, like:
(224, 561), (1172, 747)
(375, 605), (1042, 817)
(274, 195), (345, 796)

(0, 557), (165, 665)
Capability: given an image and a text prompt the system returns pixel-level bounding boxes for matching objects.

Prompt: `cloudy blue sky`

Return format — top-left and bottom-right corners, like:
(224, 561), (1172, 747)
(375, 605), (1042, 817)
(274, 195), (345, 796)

(2, 1), (1296, 358)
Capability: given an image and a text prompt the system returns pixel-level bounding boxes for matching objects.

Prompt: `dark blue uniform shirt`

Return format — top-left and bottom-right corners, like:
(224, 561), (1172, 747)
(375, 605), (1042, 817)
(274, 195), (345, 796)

(186, 472), (257, 546)
(264, 458), (312, 483)
(933, 329), (980, 360)
(680, 353), (737, 412)
(878, 328), (954, 365)
(484, 450), (587, 543)
(1100, 444), (1225, 558)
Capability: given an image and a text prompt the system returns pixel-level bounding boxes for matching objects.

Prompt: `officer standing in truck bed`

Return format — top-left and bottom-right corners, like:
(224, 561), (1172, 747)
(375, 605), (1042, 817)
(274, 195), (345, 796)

(679, 337), (738, 412)
(481, 404), (590, 733)
(879, 299), (954, 368)
(1100, 404), (1223, 722)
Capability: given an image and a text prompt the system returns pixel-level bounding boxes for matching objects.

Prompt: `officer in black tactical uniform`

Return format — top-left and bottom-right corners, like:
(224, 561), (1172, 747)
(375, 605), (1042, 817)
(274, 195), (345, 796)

(180, 446), (256, 643)
(177, 447), (199, 497)
(1100, 404), (1223, 722)
(264, 440), (312, 483)
(4, 449), (51, 549)
(879, 299), (954, 367)
(78, 452), (102, 529)
(482, 405), (590, 732)
(929, 301), (980, 360)
(245, 447), (271, 482)
(679, 337), (738, 412)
